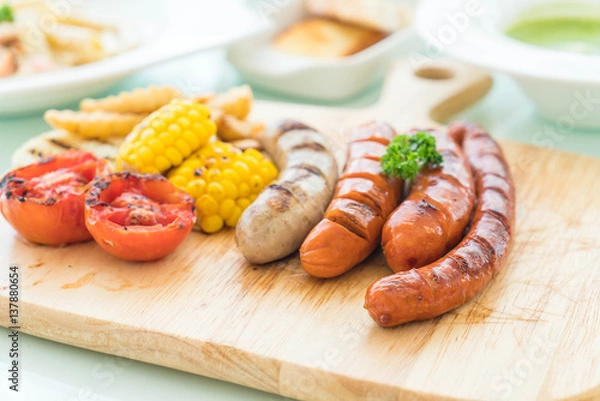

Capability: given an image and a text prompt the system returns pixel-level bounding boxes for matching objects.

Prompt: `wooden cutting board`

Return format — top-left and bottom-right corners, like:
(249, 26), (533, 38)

(1, 60), (599, 401)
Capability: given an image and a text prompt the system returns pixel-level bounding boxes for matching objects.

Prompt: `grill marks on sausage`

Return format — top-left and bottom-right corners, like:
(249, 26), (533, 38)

(325, 199), (381, 241)
(300, 121), (402, 278)
(350, 121), (397, 145)
(275, 120), (316, 140)
(267, 120), (336, 213)
(381, 129), (476, 273)
(266, 184), (293, 212)
(289, 142), (328, 153)
(291, 163), (327, 181)
(365, 122), (515, 327)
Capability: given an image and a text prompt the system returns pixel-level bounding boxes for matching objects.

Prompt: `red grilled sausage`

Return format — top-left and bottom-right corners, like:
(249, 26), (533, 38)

(382, 129), (475, 272)
(300, 121), (403, 278)
(365, 121), (515, 327)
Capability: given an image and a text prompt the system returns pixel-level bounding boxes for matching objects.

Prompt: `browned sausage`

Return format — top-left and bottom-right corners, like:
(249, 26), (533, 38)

(364, 121), (515, 327)
(381, 129), (475, 272)
(300, 121), (402, 278)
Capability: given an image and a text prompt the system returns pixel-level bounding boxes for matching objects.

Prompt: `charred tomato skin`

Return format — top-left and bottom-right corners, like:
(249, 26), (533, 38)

(85, 172), (196, 262)
(0, 150), (108, 246)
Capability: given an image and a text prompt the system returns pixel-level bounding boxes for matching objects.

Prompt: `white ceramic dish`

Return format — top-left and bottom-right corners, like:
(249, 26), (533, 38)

(0, 0), (262, 115)
(227, 0), (414, 101)
(416, 0), (600, 128)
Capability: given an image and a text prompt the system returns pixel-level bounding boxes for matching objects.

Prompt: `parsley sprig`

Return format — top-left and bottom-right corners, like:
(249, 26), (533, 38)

(0, 4), (14, 23)
(381, 131), (443, 180)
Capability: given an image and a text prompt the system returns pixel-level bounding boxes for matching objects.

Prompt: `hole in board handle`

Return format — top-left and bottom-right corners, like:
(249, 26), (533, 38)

(414, 67), (454, 80)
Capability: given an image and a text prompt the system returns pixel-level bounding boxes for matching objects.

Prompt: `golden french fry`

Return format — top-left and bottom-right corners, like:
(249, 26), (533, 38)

(194, 93), (215, 104)
(80, 86), (182, 114)
(216, 115), (264, 142)
(44, 110), (146, 139)
(202, 85), (253, 120)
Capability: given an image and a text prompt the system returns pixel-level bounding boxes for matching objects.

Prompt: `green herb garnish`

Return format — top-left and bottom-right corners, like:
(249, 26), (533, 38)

(0, 4), (14, 23)
(381, 131), (443, 180)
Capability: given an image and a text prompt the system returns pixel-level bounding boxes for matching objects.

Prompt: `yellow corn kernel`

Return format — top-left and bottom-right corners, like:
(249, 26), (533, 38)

(186, 179), (206, 199)
(221, 168), (240, 185)
(243, 147), (263, 161)
(221, 180), (238, 199)
(225, 206), (243, 227)
(148, 138), (165, 155)
(238, 182), (251, 198)
(236, 198), (251, 210)
(207, 182), (226, 202)
(201, 215), (224, 234)
(155, 156), (171, 173)
(249, 174), (264, 193)
(218, 198), (236, 220)
(169, 175), (188, 189)
(260, 159), (278, 182)
(117, 99), (215, 173)
(242, 155), (260, 172)
(232, 160), (250, 181)
(197, 194), (219, 216)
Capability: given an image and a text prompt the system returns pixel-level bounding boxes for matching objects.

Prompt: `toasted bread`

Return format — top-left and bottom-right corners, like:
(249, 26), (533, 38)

(305, 0), (411, 33)
(273, 17), (387, 58)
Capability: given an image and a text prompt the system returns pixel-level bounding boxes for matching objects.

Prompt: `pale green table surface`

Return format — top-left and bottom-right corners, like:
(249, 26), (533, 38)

(0, 47), (599, 401)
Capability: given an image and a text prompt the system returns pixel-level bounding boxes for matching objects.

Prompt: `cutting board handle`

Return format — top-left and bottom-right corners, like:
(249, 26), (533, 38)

(373, 59), (493, 128)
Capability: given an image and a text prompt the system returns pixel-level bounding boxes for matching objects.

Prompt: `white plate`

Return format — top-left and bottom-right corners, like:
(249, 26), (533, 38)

(416, 0), (600, 128)
(0, 0), (263, 115)
(227, 0), (414, 101)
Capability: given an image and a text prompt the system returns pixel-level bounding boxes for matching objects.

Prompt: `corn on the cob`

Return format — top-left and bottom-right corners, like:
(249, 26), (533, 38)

(80, 85), (182, 114)
(168, 141), (278, 233)
(44, 110), (146, 139)
(117, 99), (216, 174)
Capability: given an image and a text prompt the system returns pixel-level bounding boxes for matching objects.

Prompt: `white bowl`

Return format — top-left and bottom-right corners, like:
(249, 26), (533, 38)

(0, 0), (262, 115)
(227, 0), (414, 101)
(415, 0), (600, 128)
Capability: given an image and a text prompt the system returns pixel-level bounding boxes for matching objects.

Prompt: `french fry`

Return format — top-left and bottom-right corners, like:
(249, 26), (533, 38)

(198, 85), (253, 120)
(216, 115), (264, 142)
(80, 86), (182, 114)
(44, 110), (146, 139)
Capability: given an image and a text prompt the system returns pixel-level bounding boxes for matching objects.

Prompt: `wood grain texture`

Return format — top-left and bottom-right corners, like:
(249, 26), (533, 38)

(1, 60), (599, 401)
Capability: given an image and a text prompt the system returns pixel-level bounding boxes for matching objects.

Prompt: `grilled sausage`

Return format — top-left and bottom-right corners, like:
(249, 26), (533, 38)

(365, 121), (515, 327)
(381, 128), (475, 272)
(300, 121), (402, 278)
(235, 120), (338, 264)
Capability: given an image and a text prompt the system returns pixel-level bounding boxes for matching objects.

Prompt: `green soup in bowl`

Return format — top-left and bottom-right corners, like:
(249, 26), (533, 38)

(506, 4), (600, 55)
